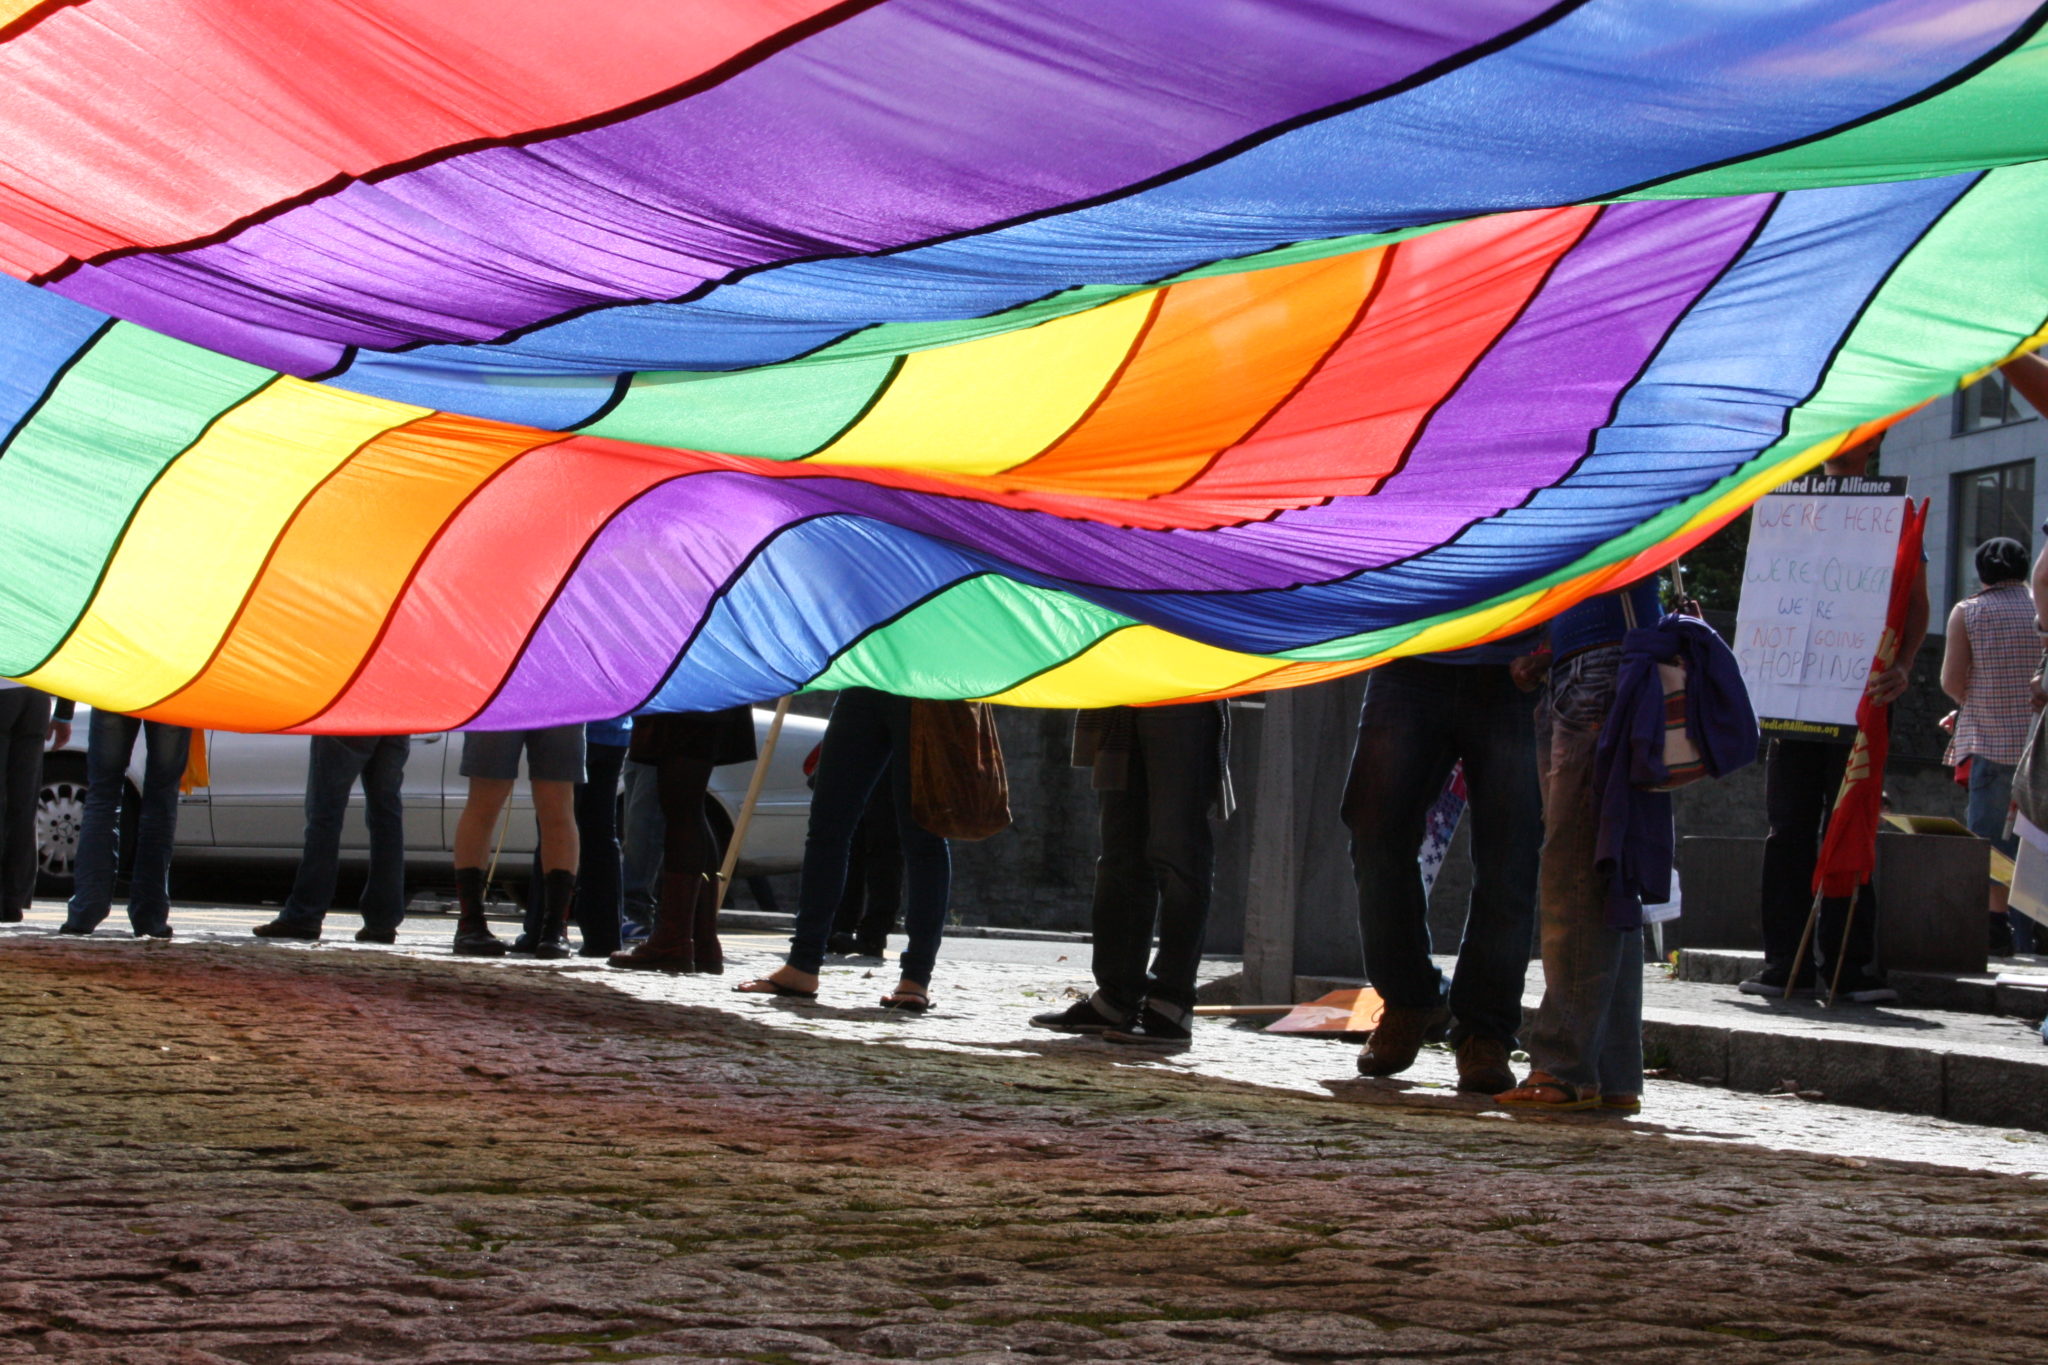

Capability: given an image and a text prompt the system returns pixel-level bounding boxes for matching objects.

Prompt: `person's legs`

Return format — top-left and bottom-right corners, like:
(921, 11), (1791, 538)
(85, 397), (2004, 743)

(851, 789), (903, 953)
(358, 735), (411, 933)
(451, 743), (518, 956)
(1520, 656), (1636, 1097)
(573, 741), (626, 957)
(780, 690), (893, 982)
(124, 722), (191, 934)
(0, 690), (49, 916)
(271, 736), (372, 934)
(1345, 663), (1459, 1015)
(1087, 757), (1155, 1020)
(611, 753), (719, 971)
(619, 757), (663, 935)
(1758, 739), (1833, 976)
(884, 701), (952, 992)
(1133, 704), (1220, 1021)
(64, 711), (140, 932)
(1968, 757), (2032, 953)
(1443, 667), (1541, 1048)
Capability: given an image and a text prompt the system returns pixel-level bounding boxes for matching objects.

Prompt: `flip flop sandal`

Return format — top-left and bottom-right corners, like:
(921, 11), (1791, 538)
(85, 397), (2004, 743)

(1496, 1077), (1598, 1112)
(880, 990), (932, 1013)
(733, 978), (818, 1000)
(1600, 1094), (1643, 1114)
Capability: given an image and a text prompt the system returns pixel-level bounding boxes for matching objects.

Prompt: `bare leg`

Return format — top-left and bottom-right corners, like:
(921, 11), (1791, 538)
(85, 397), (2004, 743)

(530, 779), (579, 874)
(454, 778), (515, 868)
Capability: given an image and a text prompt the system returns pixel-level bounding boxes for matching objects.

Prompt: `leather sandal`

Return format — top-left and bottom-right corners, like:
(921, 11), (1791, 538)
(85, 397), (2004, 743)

(1495, 1072), (1597, 1111)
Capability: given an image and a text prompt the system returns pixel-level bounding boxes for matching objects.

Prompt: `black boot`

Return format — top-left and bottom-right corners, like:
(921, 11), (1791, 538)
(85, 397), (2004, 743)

(533, 870), (576, 960)
(691, 874), (724, 976)
(451, 867), (506, 957)
(608, 871), (697, 972)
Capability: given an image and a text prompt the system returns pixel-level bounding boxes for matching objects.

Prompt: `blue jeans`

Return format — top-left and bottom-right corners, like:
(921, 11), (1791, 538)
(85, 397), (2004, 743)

(619, 757), (663, 932)
(1089, 704), (1220, 1018)
(279, 735), (410, 932)
(1343, 659), (1540, 1045)
(1526, 648), (1643, 1096)
(65, 712), (190, 932)
(789, 689), (950, 986)
(1967, 756), (2034, 954)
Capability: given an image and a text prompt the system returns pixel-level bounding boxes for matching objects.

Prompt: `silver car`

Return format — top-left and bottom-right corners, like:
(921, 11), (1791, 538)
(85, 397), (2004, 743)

(35, 709), (824, 898)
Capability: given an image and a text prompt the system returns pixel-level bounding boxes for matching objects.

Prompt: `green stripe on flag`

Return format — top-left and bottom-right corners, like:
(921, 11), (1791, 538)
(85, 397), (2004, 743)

(0, 324), (272, 675)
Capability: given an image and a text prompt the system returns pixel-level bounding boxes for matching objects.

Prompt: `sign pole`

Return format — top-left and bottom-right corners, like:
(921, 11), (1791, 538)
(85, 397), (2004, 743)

(716, 696), (793, 911)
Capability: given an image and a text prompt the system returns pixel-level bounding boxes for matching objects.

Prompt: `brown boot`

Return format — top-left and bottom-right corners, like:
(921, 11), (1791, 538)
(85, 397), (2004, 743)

(691, 874), (724, 975)
(608, 871), (697, 972)
(1454, 1036), (1516, 1094)
(1355, 1004), (1448, 1077)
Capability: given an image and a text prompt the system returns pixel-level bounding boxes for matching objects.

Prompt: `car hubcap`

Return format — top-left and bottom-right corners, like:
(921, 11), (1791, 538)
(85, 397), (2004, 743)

(37, 780), (84, 880)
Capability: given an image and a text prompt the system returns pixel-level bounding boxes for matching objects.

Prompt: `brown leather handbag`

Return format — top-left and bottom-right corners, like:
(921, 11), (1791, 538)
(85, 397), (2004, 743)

(908, 699), (1012, 840)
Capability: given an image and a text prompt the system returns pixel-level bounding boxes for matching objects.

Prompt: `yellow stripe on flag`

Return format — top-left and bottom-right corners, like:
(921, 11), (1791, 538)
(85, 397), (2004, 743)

(807, 291), (1155, 476)
(22, 380), (427, 710)
(981, 623), (1273, 707)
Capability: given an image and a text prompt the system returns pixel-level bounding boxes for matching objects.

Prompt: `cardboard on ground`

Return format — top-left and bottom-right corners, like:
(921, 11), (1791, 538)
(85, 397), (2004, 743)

(1264, 987), (1386, 1037)
(1734, 472), (1907, 733)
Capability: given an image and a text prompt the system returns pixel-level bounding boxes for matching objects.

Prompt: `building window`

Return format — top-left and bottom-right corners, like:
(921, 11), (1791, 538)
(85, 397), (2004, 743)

(1951, 460), (2034, 600)
(1954, 374), (2032, 434)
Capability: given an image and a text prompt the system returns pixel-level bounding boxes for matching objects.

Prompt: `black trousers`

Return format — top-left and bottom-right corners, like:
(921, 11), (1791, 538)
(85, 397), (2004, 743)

(0, 689), (52, 913)
(1089, 704), (1221, 1016)
(1759, 738), (1876, 977)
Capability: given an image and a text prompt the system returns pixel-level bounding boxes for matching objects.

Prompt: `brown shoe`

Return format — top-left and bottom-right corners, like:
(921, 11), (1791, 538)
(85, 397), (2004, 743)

(1355, 1004), (1448, 1077)
(1455, 1036), (1516, 1094)
(608, 871), (698, 972)
(690, 874), (724, 975)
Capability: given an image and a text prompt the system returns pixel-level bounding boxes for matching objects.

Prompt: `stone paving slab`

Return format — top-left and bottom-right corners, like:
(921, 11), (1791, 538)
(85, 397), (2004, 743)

(4, 908), (2048, 1362)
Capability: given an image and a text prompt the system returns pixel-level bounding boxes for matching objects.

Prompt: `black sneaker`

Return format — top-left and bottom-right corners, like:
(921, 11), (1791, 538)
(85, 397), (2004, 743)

(1738, 964), (1815, 999)
(132, 921), (173, 940)
(252, 918), (319, 941)
(1029, 995), (1132, 1034)
(1104, 1005), (1193, 1049)
(827, 931), (859, 956)
(354, 925), (397, 945)
(1831, 968), (1898, 1004)
(54, 920), (92, 936)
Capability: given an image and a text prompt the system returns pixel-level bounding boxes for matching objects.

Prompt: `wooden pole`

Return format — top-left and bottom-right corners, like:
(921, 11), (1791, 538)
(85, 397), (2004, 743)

(715, 696), (793, 911)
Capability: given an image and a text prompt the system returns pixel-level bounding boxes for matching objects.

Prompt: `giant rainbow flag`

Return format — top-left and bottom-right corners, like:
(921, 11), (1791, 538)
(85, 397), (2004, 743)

(3, 0), (2048, 731)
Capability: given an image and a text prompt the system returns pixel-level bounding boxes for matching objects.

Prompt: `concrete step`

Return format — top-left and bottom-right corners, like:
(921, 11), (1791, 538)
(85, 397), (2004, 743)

(1204, 963), (2048, 1135)
(1678, 946), (2048, 1018)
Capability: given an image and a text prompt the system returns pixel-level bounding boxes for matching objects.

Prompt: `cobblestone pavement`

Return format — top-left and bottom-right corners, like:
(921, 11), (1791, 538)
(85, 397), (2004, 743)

(4, 917), (2047, 1363)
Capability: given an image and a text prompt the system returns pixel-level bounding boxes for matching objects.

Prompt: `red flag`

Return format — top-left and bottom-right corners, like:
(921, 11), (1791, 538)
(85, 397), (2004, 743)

(1813, 498), (1928, 899)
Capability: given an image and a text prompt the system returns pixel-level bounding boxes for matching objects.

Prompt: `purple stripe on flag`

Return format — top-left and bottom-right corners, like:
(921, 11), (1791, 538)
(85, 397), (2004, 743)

(49, 0), (1552, 374)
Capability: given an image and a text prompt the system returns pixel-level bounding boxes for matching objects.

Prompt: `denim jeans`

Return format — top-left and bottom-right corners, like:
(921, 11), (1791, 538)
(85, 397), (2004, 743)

(1090, 704), (1220, 1018)
(1760, 738), (1876, 979)
(789, 689), (951, 986)
(1966, 756), (2035, 954)
(1343, 658), (1540, 1045)
(1526, 648), (1644, 1096)
(278, 735), (410, 932)
(0, 688), (52, 913)
(65, 712), (190, 932)
(619, 757), (662, 931)
(830, 780), (903, 949)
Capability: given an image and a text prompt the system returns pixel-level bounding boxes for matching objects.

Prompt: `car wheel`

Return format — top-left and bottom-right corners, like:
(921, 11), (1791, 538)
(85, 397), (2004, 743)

(35, 753), (138, 899)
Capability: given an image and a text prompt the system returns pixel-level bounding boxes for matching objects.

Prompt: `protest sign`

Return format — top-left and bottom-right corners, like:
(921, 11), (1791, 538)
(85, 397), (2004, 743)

(1733, 472), (1908, 737)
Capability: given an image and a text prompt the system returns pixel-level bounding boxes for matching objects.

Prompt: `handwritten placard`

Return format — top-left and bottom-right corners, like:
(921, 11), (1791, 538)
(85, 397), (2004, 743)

(1734, 472), (1907, 734)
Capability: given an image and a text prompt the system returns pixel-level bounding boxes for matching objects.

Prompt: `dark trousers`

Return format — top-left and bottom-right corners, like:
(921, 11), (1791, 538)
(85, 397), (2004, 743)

(1343, 659), (1541, 1046)
(65, 712), (190, 932)
(831, 780), (902, 950)
(1760, 738), (1876, 978)
(0, 689), (52, 912)
(1090, 704), (1220, 1017)
(280, 734), (410, 931)
(790, 689), (950, 986)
